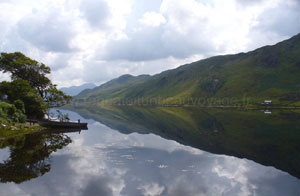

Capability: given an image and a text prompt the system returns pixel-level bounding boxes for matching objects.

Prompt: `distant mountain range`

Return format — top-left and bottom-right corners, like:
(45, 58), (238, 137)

(60, 83), (96, 96)
(75, 33), (300, 106)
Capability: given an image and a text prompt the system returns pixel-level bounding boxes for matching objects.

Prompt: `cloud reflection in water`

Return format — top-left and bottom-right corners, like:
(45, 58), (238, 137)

(0, 110), (299, 196)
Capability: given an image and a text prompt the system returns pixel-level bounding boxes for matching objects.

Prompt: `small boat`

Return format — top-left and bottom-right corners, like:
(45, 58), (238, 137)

(38, 119), (88, 129)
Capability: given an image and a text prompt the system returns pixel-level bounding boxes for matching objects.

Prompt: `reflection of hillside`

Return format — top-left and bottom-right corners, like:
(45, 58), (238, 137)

(70, 106), (300, 179)
(0, 132), (72, 183)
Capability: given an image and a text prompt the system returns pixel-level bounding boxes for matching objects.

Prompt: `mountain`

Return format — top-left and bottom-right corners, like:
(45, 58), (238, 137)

(75, 33), (300, 106)
(60, 83), (96, 96)
(76, 74), (150, 98)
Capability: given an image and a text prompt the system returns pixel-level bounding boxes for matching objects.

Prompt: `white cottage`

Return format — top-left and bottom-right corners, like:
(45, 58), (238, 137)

(263, 100), (272, 104)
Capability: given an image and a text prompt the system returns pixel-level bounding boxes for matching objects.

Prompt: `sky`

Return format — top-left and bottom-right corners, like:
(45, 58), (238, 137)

(0, 0), (299, 87)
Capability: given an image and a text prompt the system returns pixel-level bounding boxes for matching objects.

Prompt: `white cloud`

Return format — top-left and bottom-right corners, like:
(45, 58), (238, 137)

(0, 0), (299, 87)
(79, 0), (110, 28)
(0, 72), (11, 82)
(17, 10), (76, 53)
(139, 12), (166, 27)
(138, 183), (165, 196)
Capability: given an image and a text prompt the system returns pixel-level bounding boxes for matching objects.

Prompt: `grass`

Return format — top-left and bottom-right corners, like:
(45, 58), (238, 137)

(0, 118), (44, 139)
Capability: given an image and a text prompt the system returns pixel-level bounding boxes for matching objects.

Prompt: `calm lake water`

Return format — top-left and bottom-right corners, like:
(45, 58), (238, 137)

(0, 107), (300, 196)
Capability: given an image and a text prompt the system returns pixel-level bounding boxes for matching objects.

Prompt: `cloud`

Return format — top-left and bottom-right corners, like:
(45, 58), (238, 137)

(139, 12), (166, 27)
(44, 53), (74, 71)
(131, 0), (163, 18)
(0, 0), (12, 4)
(244, 0), (300, 50)
(1, 0), (300, 87)
(254, 1), (300, 37)
(80, 176), (114, 196)
(0, 72), (11, 83)
(17, 10), (75, 53)
(79, 0), (110, 28)
(235, 0), (263, 6)
(104, 26), (167, 61)
(103, 0), (216, 62)
(81, 60), (121, 84)
(137, 183), (165, 196)
(102, 0), (253, 62)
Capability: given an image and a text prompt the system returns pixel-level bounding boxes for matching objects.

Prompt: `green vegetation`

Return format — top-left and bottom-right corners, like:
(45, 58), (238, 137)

(0, 123), (41, 139)
(0, 102), (26, 123)
(0, 79), (46, 119)
(74, 33), (300, 107)
(0, 101), (43, 139)
(0, 52), (71, 137)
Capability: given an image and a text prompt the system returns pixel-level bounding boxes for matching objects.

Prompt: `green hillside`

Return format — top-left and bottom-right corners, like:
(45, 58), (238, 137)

(75, 33), (300, 107)
(76, 74), (150, 99)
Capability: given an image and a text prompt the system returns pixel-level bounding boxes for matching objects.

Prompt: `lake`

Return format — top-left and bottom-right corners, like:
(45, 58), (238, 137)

(0, 107), (300, 196)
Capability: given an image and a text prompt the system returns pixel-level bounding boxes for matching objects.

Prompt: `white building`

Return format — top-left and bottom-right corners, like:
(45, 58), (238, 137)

(263, 100), (272, 104)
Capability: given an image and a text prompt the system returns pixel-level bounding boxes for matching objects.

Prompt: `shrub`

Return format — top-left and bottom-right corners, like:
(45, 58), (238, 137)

(0, 102), (27, 123)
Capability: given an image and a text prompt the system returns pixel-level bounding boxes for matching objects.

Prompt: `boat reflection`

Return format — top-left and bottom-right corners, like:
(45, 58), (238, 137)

(42, 127), (88, 134)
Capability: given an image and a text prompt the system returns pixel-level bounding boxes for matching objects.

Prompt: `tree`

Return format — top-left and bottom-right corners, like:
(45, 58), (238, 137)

(0, 52), (51, 97)
(23, 91), (47, 119)
(44, 84), (72, 108)
(0, 52), (72, 118)
(0, 79), (33, 101)
(13, 99), (25, 114)
(0, 79), (47, 119)
(56, 110), (70, 122)
(0, 102), (26, 123)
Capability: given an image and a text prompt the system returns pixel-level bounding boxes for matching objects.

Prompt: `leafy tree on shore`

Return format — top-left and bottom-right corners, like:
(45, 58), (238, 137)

(0, 79), (46, 119)
(0, 102), (26, 123)
(44, 84), (72, 108)
(0, 52), (71, 119)
(0, 52), (51, 97)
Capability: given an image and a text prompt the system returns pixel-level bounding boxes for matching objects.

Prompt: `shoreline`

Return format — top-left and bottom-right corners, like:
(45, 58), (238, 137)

(0, 123), (44, 140)
(66, 103), (300, 110)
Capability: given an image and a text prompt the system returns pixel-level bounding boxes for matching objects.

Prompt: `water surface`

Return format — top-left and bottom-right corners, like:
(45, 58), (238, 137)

(0, 107), (299, 196)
